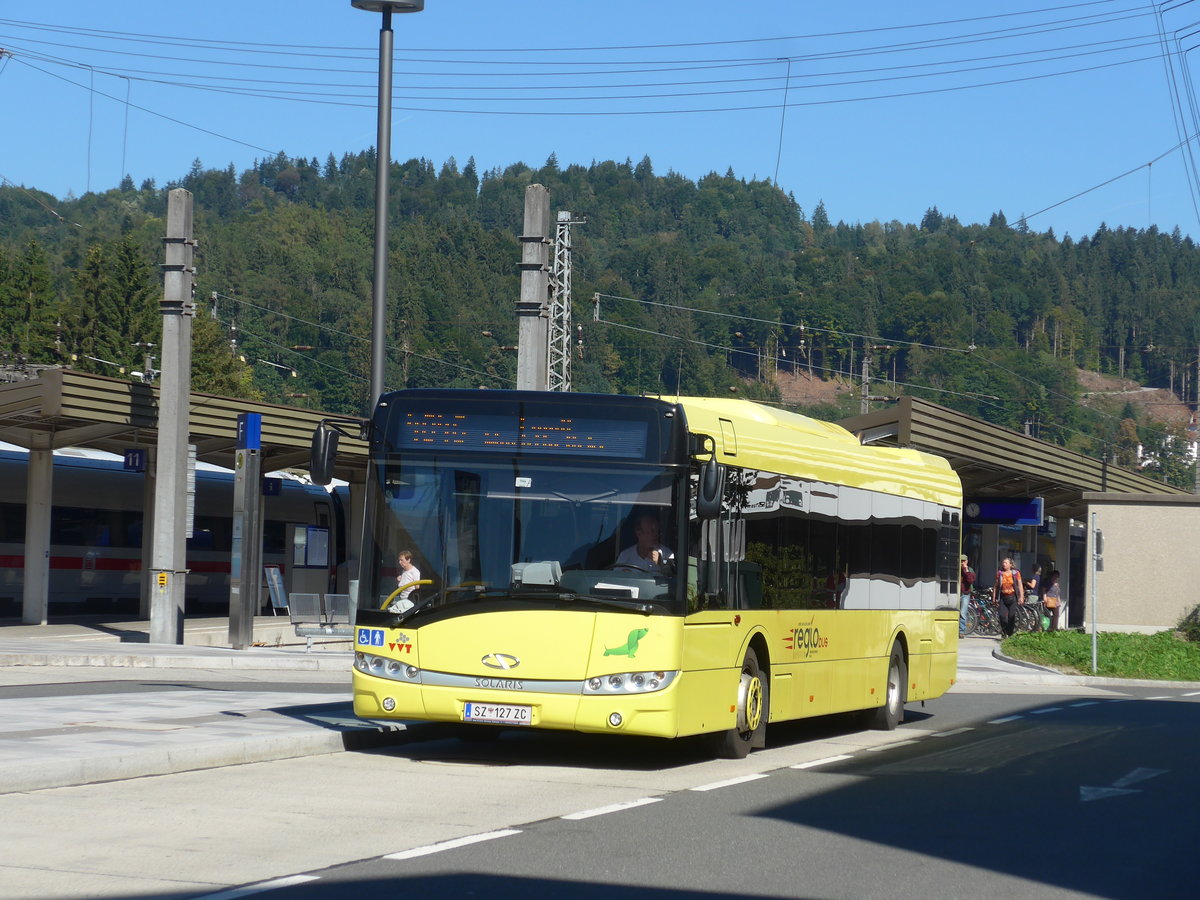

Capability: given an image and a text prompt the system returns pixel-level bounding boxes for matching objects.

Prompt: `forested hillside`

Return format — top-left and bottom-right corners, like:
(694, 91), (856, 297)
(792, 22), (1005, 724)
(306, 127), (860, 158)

(1, 150), (1197, 486)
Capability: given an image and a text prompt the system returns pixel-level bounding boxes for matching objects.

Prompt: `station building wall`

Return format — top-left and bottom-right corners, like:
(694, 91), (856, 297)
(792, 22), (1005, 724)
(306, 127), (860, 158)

(1084, 493), (1200, 634)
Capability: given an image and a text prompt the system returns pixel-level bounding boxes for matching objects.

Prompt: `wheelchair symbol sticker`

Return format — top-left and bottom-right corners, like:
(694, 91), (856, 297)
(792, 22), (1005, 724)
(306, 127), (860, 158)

(357, 628), (384, 647)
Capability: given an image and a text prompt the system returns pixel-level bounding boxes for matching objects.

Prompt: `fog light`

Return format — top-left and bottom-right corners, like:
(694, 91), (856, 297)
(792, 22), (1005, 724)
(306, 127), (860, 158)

(608, 712), (623, 728)
(382, 697), (396, 712)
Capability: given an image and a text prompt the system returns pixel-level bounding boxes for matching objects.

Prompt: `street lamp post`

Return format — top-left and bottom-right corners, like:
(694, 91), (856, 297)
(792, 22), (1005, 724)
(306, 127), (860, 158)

(351, 0), (425, 414)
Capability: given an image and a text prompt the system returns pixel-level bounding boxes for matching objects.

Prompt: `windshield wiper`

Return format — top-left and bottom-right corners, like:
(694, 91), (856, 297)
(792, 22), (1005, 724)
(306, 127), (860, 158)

(513, 589), (660, 614)
(383, 587), (661, 624)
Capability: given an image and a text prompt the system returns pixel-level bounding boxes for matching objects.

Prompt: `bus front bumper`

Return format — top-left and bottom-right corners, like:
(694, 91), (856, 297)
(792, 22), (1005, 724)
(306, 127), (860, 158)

(352, 669), (682, 739)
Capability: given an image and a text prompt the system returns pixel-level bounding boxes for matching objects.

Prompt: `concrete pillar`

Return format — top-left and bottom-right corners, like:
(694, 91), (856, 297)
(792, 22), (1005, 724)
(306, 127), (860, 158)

(516, 184), (551, 391)
(1054, 514), (1072, 629)
(139, 448), (156, 618)
(981, 524), (1000, 589)
(21, 445), (52, 625)
(150, 189), (194, 645)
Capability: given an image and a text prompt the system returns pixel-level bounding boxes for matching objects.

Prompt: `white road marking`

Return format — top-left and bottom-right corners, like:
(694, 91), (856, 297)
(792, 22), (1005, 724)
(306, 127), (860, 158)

(1030, 707), (1063, 714)
(865, 739), (919, 751)
(988, 715), (1024, 724)
(192, 875), (320, 899)
(930, 727), (974, 737)
(1080, 785), (1141, 802)
(1080, 767), (1168, 802)
(690, 773), (771, 791)
(1070, 701), (1099, 707)
(385, 829), (522, 860)
(562, 797), (662, 820)
(1145, 696), (1172, 701)
(1112, 767), (1168, 788)
(1182, 691), (1200, 697)
(790, 755), (854, 769)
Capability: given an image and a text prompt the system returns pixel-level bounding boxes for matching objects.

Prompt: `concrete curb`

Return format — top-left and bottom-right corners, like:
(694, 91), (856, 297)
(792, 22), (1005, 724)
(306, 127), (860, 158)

(0, 724), (413, 795)
(991, 646), (1060, 674)
(991, 645), (1200, 690)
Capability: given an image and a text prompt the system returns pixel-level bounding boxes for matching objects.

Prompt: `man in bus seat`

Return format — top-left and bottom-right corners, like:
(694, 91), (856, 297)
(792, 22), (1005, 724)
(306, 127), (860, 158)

(388, 550), (421, 612)
(614, 513), (675, 575)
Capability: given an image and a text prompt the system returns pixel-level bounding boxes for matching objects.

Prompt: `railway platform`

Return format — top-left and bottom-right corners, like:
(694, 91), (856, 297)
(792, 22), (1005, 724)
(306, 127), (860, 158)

(0, 614), (351, 667)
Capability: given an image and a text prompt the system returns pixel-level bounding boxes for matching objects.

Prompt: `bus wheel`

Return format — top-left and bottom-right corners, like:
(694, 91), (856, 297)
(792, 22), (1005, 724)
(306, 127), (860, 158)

(712, 647), (768, 759)
(868, 643), (907, 731)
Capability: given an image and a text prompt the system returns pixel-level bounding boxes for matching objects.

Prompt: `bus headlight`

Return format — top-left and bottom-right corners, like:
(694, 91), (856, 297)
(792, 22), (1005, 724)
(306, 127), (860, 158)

(355, 652), (420, 683)
(582, 670), (677, 695)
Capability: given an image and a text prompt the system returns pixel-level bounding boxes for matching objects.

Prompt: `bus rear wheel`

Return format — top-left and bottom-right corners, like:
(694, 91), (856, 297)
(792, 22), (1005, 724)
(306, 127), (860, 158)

(867, 643), (907, 731)
(711, 647), (768, 759)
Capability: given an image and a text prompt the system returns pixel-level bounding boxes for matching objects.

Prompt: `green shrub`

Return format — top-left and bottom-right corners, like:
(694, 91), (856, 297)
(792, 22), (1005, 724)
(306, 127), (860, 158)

(1178, 605), (1200, 643)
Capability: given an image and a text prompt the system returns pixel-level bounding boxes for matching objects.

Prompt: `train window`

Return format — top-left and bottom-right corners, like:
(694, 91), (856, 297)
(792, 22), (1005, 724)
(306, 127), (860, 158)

(51, 506), (126, 548)
(263, 520), (285, 555)
(0, 503), (23, 542)
(191, 515), (232, 552)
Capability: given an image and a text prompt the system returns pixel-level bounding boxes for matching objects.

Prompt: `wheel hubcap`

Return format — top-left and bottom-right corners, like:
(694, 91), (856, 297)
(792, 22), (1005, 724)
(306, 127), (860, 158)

(886, 663), (900, 714)
(745, 676), (763, 732)
(736, 671), (763, 733)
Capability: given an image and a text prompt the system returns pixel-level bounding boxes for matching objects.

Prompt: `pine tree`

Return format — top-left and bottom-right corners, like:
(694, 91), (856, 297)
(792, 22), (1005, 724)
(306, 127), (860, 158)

(10, 240), (59, 362)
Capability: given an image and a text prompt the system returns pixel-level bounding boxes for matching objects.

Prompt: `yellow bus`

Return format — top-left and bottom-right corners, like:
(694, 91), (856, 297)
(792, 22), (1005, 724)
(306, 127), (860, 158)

(321, 389), (962, 757)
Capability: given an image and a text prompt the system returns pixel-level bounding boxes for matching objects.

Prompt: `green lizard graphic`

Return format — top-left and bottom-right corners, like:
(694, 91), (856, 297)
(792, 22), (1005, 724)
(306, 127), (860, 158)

(604, 628), (649, 658)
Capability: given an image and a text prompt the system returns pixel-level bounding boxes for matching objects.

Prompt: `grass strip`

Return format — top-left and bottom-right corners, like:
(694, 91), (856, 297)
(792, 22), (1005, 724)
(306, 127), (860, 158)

(1002, 630), (1200, 681)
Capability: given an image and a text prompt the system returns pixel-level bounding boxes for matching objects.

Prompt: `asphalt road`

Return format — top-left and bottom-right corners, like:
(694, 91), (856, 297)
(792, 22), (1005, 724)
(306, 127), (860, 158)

(5, 680), (1197, 900)
(219, 686), (1200, 900)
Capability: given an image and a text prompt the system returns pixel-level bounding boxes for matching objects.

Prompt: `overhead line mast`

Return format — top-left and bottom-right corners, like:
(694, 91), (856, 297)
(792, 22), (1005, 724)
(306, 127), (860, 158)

(548, 210), (585, 392)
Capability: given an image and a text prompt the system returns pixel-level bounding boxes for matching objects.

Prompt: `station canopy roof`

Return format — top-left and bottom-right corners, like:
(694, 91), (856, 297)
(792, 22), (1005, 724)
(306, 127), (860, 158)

(0, 369), (368, 482)
(0, 372), (1188, 514)
(838, 396), (1189, 520)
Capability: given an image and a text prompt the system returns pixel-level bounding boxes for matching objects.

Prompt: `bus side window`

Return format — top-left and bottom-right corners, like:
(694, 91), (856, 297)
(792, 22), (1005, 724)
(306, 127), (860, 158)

(732, 561), (762, 609)
(690, 516), (730, 610)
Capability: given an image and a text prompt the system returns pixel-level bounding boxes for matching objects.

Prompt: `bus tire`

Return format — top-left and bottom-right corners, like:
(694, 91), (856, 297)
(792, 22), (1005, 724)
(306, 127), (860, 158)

(711, 647), (768, 759)
(868, 643), (907, 731)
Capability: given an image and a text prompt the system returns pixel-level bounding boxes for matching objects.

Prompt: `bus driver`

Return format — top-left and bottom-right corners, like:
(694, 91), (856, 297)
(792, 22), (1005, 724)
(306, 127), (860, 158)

(614, 513), (675, 575)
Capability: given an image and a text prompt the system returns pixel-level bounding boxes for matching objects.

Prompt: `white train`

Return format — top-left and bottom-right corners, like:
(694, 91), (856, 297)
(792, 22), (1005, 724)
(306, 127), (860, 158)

(0, 448), (346, 616)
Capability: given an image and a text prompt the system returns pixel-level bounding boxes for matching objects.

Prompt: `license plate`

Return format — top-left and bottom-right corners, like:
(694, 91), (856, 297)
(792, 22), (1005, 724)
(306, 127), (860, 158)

(464, 701), (532, 725)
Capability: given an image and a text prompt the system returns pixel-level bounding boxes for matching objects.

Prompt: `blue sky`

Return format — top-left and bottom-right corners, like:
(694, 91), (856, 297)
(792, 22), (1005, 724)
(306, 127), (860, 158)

(1, 0), (1197, 240)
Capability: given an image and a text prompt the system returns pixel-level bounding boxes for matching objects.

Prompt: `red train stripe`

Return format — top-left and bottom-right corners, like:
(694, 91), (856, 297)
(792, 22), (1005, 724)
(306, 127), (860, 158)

(0, 556), (237, 574)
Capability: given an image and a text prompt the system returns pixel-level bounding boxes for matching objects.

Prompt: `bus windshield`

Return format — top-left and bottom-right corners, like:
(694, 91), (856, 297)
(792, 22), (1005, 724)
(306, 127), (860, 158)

(364, 455), (686, 618)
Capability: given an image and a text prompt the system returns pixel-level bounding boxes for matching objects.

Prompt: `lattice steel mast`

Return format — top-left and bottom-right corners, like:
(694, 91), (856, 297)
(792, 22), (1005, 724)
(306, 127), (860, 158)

(547, 211), (585, 392)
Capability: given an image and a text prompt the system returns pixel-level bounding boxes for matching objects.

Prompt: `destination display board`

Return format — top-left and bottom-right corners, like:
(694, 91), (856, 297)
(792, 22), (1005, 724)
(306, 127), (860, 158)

(397, 410), (649, 459)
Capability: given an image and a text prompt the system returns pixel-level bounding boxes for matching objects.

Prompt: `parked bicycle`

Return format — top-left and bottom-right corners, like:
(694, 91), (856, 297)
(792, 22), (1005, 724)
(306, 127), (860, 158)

(1014, 598), (1041, 632)
(962, 588), (1001, 637)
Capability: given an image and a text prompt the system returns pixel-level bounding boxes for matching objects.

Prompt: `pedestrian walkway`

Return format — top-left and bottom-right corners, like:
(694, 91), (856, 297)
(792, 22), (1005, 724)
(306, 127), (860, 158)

(954, 634), (1072, 685)
(0, 619), (1074, 796)
(0, 615), (404, 794)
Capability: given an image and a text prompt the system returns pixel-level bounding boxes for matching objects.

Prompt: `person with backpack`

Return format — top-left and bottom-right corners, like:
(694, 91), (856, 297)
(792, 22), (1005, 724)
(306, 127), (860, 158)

(993, 557), (1024, 637)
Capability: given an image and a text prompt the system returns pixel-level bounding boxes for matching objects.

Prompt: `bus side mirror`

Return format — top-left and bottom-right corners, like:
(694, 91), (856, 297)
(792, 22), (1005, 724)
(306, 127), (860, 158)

(310, 422), (340, 486)
(696, 459), (725, 520)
